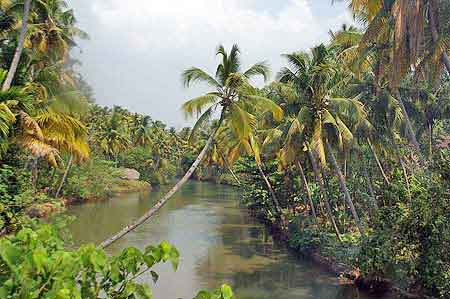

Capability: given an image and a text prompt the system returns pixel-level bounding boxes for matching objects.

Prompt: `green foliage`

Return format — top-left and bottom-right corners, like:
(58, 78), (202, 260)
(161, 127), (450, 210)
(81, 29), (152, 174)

(359, 172), (450, 297)
(0, 164), (47, 232)
(0, 224), (180, 299)
(195, 284), (234, 299)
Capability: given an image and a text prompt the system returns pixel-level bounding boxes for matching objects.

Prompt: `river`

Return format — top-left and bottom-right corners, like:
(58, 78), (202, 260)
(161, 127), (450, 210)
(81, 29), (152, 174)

(67, 181), (386, 299)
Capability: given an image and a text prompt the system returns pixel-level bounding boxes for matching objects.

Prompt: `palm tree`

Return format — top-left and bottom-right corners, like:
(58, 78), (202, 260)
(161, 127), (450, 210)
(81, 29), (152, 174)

(24, 0), (88, 64)
(262, 82), (340, 237)
(131, 114), (153, 147)
(96, 108), (130, 160)
(343, 0), (450, 156)
(278, 45), (366, 235)
(2, 0), (32, 91)
(100, 44), (279, 248)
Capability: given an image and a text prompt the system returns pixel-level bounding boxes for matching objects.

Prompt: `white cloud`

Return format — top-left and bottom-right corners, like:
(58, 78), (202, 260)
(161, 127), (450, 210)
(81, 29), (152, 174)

(69, 0), (352, 127)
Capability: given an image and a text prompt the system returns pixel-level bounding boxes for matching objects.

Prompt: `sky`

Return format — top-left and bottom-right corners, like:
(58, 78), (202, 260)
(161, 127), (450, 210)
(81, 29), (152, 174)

(67, 0), (353, 128)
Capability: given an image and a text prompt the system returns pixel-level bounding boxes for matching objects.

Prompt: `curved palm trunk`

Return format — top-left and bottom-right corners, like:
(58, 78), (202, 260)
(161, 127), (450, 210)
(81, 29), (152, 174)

(296, 161), (317, 224)
(257, 163), (282, 216)
(100, 113), (225, 249)
(428, 122), (433, 159)
(325, 141), (365, 236)
(55, 155), (73, 198)
(2, 0), (32, 91)
(367, 138), (390, 185)
(219, 152), (240, 185)
(393, 90), (421, 156)
(307, 148), (342, 242)
(361, 157), (377, 220)
(429, 0), (450, 74)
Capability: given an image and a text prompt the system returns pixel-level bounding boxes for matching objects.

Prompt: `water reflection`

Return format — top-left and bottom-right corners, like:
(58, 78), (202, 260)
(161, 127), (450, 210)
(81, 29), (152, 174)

(68, 181), (389, 299)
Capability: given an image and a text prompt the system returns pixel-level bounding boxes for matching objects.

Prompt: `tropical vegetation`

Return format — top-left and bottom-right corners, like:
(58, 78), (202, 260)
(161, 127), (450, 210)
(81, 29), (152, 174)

(0, 0), (449, 298)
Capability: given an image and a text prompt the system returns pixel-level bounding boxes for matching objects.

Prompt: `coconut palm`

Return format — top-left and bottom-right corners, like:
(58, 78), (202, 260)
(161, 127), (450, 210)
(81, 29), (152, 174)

(96, 108), (130, 161)
(100, 44), (281, 248)
(278, 44), (366, 235)
(342, 0), (450, 156)
(131, 114), (153, 147)
(24, 0), (88, 64)
(261, 82), (340, 237)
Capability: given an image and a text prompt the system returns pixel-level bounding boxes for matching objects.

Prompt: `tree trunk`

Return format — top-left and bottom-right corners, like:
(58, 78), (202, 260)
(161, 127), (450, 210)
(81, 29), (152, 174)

(429, 0), (450, 74)
(296, 160), (318, 224)
(343, 144), (347, 178)
(325, 141), (365, 236)
(362, 161), (377, 220)
(30, 157), (39, 193)
(428, 122), (433, 159)
(367, 138), (390, 185)
(307, 148), (342, 242)
(257, 163), (282, 216)
(219, 152), (240, 185)
(100, 112), (225, 249)
(393, 90), (422, 156)
(2, 0), (32, 91)
(55, 155), (73, 198)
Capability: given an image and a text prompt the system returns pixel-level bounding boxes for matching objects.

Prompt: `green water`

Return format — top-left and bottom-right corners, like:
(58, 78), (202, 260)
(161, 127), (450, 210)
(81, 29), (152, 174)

(68, 181), (389, 299)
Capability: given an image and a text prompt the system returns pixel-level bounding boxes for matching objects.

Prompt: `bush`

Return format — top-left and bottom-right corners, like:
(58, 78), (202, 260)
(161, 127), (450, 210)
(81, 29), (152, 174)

(0, 223), (233, 299)
(359, 172), (450, 297)
(0, 223), (179, 298)
(65, 158), (122, 200)
(0, 165), (47, 233)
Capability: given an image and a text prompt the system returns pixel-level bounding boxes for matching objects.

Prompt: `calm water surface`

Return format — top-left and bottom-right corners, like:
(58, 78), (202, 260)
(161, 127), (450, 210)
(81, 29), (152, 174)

(68, 181), (389, 299)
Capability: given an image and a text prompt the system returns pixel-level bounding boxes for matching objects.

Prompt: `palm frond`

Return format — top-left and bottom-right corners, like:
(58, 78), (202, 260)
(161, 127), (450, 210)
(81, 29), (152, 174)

(181, 67), (221, 89)
(182, 94), (219, 118)
(243, 61), (271, 82)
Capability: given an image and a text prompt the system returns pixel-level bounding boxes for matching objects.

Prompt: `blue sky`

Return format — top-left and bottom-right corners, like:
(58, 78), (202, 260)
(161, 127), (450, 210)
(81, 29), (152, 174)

(68, 0), (353, 128)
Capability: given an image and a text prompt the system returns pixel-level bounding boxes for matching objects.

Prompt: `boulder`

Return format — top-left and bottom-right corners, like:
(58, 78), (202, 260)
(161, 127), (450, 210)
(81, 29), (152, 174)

(121, 168), (140, 181)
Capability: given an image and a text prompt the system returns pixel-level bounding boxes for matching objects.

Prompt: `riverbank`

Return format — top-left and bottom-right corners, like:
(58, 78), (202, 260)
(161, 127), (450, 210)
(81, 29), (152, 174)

(25, 179), (151, 219)
(248, 208), (428, 299)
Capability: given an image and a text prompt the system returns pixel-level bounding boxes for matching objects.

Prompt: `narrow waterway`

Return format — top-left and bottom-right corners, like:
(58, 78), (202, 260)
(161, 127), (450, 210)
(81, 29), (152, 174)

(68, 181), (386, 299)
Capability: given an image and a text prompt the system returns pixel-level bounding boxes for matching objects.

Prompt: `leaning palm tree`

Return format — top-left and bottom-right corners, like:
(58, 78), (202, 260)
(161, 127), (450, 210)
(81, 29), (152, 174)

(278, 45), (366, 236)
(100, 44), (280, 248)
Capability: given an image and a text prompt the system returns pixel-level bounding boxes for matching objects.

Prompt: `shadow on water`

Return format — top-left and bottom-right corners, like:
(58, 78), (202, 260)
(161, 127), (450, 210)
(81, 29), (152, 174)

(67, 181), (391, 299)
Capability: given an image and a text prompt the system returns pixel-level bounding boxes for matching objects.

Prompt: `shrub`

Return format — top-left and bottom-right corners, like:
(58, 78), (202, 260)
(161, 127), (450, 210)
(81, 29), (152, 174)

(65, 158), (122, 200)
(359, 172), (450, 297)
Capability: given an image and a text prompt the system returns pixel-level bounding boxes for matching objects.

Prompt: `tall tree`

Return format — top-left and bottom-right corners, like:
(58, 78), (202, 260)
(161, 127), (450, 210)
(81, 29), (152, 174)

(278, 45), (366, 235)
(100, 44), (279, 248)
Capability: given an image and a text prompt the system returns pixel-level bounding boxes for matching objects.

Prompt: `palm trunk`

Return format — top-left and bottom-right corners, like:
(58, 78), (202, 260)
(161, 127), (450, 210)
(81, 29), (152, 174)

(296, 161), (318, 224)
(30, 157), (39, 193)
(307, 148), (342, 242)
(220, 152), (240, 185)
(362, 159), (377, 220)
(393, 90), (421, 156)
(367, 138), (390, 185)
(343, 144), (347, 178)
(428, 122), (433, 159)
(257, 163), (282, 216)
(100, 112), (225, 248)
(363, 169), (376, 219)
(55, 155), (73, 198)
(429, 0), (450, 74)
(325, 141), (365, 236)
(2, 0), (32, 91)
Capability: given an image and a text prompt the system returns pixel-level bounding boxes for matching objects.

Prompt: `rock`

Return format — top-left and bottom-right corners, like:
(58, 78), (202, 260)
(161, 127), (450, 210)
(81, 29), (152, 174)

(120, 168), (140, 181)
